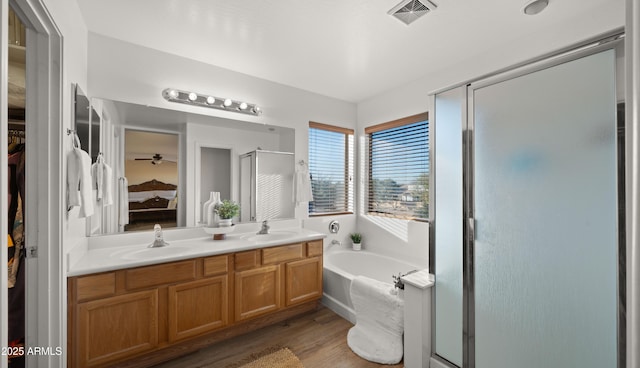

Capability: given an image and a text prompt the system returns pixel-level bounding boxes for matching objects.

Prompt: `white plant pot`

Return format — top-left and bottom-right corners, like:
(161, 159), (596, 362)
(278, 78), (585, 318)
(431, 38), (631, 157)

(352, 242), (361, 251)
(218, 218), (233, 227)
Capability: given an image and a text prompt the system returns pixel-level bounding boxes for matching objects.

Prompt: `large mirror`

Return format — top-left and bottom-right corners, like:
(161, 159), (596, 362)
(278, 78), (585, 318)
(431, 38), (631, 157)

(73, 84), (100, 162)
(89, 98), (296, 236)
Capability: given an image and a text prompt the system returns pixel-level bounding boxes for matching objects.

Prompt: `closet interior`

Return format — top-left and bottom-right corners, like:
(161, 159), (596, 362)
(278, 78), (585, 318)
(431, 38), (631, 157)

(7, 7), (26, 368)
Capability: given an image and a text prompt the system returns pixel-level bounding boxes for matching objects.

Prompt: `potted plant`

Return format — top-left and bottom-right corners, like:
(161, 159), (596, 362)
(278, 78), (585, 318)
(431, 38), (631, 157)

(350, 233), (362, 251)
(215, 200), (239, 227)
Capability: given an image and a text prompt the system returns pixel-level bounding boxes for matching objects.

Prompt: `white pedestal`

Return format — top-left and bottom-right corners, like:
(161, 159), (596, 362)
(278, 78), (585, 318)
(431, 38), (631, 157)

(402, 270), (435, 368)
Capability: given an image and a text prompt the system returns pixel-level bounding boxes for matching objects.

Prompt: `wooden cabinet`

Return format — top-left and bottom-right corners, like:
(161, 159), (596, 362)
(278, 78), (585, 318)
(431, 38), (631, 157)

(76, 290), (158, 367)
(286, 257), (323, 306)
(168, 276), (228, 342)
(68, 240), (323, 367)
(235, 265), (281, 321)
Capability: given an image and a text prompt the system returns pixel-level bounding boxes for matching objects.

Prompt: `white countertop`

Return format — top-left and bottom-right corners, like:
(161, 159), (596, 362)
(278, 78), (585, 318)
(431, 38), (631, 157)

(67, 226), (326, 277)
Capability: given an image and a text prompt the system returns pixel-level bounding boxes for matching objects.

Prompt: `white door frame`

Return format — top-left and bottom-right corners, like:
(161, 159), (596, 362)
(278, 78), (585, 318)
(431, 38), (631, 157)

(2, 0), (64, 367)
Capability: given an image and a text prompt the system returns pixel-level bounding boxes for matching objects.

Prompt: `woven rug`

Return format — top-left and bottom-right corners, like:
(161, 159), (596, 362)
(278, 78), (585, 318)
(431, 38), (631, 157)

(225, 346), (304, 368)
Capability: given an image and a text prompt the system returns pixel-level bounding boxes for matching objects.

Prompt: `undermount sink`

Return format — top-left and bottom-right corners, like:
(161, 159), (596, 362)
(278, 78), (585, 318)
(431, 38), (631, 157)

(240, 230), (298, 242)
(120, 246), (191, 260)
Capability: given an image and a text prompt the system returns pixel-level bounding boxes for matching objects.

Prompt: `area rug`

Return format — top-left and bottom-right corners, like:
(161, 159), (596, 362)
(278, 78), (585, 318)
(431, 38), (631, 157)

(225, 346), (304, 368)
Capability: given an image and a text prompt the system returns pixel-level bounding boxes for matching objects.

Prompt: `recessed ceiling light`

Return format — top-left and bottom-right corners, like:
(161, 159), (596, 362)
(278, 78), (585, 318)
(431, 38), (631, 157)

(523, 0), (549, 15)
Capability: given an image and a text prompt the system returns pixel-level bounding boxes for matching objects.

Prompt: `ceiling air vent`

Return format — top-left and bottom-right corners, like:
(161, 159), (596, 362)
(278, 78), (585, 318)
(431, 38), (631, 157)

(388, 0), (437, 25)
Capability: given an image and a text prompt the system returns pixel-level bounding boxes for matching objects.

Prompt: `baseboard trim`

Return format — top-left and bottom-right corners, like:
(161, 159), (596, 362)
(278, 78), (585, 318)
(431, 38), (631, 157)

(321, 293), (356, 324)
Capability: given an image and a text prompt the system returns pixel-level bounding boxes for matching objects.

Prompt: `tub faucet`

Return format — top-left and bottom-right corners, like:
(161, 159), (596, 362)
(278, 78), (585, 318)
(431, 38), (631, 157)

(149, 224), (170, 248)
(257, 220), (270, 235)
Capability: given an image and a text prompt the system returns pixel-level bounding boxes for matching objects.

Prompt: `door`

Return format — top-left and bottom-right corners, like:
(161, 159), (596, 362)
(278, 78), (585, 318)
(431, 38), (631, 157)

(76, 290), (159, 367)
(470, 49), (618, 367)
(234, 265), (281, 321)
(285, 257), (322, 306)
(167, 276), (228, 342)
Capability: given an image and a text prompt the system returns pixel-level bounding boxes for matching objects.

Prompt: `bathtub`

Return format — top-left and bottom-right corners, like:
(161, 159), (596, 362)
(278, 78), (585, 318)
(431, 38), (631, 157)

(322, 249), (423, 323)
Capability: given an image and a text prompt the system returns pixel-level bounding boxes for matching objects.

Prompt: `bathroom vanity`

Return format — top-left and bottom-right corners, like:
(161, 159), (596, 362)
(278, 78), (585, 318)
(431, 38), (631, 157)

(66, 228), (324, 367)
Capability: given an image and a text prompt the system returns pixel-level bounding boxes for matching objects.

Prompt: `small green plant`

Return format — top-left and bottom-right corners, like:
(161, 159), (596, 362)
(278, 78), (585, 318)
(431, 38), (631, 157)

(215, 200), (240, 219)
(350, 233), (362, 243)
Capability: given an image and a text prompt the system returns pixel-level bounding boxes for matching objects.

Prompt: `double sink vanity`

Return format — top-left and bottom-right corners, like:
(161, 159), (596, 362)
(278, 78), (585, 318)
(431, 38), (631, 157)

(67, 223), (325, 367)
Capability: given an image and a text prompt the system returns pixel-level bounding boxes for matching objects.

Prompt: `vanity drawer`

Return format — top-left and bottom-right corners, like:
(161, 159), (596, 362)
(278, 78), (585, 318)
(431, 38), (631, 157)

(235, 250), (260, 271)
(125, 260), (196, 290)
(307, 240), (323, 257)
(262, 243), (304, 265)
(76, 272), (116, 302)
(204, 255), (229, 276)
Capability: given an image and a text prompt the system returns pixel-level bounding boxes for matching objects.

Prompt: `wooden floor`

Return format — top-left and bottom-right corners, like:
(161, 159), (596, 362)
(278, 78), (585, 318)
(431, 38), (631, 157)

(152, 305), (404, 368)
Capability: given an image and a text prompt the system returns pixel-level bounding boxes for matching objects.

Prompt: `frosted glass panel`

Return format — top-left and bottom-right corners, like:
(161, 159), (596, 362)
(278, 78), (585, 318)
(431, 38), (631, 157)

(255, 151), (295, 221)
(473, 50), (617, 368)
(239, 151), (295, 222)
(434, 87), (464, 366)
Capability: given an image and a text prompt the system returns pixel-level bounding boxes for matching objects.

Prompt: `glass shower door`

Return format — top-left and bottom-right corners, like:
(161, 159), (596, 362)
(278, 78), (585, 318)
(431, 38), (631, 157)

(434, 87), (464, 366)
(471, 49), (618, 368)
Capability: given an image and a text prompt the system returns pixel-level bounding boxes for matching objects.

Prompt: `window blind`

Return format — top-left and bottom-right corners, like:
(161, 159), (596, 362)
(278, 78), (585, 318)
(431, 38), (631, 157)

(367, 114), (429, 219)
(308, 122), (354, 215)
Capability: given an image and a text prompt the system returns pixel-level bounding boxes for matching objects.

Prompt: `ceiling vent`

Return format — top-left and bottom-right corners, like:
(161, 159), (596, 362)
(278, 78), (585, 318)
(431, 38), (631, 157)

(388, 0), (437, 25)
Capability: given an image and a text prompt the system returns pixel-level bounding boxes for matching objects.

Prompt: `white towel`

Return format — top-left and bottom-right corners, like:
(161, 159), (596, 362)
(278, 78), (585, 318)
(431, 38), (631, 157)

(118, 177), (129, 226)
(67, 134), (94, 218)
(293, 166), (314, 203)
(91, 159), (114, 206)
(347, 276), (404, 364)
(102, 163), (113, 206)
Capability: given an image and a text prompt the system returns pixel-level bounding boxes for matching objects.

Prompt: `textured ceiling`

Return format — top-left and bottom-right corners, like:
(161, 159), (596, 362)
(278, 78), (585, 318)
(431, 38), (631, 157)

(77, 0), (623, 102)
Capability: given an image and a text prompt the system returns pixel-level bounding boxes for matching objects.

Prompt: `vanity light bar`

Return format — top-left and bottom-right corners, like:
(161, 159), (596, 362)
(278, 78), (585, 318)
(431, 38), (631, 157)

(162, 88), (262, 116)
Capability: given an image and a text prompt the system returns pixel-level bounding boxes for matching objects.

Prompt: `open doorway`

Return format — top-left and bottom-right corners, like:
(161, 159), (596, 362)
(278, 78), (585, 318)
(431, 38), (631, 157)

(124, 129), (179, 232)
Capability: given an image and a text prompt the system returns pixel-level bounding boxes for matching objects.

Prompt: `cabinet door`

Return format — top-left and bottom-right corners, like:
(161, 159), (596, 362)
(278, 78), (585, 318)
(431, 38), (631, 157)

(167, 276), (229, 342)
(285, 257), (323, 306)
(235, 265), (281, 321)
(76, 290), (158, 367)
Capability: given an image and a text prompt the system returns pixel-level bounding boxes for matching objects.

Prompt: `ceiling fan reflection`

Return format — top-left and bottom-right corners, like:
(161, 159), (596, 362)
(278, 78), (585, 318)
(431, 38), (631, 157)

(134, 153), (175, 165)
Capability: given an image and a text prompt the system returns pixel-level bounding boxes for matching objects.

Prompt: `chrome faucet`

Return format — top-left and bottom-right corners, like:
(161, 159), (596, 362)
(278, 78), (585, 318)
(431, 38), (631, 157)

(149, 224), (170, 248)
(256, 220), (270, 235)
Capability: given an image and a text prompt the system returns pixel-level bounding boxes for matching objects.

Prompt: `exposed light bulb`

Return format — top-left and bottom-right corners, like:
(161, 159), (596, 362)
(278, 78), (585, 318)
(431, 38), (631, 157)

(163, 88), (261, 115)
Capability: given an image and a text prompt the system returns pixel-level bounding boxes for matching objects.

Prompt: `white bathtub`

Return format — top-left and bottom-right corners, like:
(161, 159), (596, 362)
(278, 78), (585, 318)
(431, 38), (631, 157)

(322, 249), (422, 323)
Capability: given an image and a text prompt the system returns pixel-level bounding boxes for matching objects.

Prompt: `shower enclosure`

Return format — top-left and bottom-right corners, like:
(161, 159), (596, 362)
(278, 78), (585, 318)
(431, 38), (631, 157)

(239, 150), (295, 222)
(431, 34), (625, 368)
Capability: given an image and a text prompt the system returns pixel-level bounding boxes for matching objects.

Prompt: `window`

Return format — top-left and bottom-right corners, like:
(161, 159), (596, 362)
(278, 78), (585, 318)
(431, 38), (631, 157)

(308, 122), (354, 216)
(366, 113), (429, 220)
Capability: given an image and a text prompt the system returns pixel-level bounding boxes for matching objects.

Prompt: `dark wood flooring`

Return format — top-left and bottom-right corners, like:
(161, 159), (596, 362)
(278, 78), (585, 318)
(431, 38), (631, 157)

(151, 305), (404, 368)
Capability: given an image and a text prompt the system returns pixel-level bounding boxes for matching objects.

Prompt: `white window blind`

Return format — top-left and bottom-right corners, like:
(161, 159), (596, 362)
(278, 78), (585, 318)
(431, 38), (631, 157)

(366, 113), (429, 220)
(308, 122), (354, 215)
